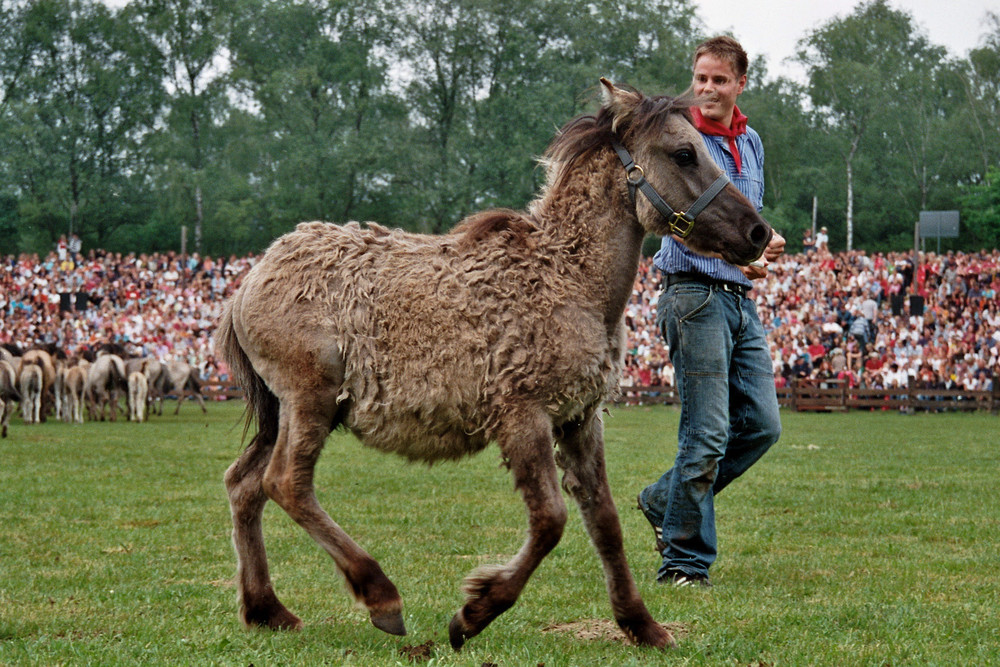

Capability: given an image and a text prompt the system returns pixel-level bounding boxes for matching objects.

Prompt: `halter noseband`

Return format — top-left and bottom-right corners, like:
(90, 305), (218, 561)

(610, 139), (730, 239)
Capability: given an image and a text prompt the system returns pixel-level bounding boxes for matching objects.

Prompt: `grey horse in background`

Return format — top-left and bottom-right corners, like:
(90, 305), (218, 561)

(152, 360), (206, 415)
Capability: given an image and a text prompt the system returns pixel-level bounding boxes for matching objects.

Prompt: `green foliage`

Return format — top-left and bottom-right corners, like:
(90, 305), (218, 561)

(0, 0), (998, 256)
(960, 166), (1000, 248)
(1, 404), (999, 665)
(794, 0), (974, 251)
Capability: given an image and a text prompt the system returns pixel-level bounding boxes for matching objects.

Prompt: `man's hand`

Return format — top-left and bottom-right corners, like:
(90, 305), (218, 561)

(763, 231), (786, 262)
(741, 231), (785, 280)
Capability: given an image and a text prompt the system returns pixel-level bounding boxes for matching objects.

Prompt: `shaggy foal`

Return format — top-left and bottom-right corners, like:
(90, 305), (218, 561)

(216, 80), (771, 650)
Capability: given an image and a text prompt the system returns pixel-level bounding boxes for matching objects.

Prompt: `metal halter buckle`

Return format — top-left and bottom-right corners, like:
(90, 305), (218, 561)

(610, 139), (729, 240)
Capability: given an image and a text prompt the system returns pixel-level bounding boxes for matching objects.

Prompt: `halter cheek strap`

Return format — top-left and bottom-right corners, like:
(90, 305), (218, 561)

(610, 139), (730, 239)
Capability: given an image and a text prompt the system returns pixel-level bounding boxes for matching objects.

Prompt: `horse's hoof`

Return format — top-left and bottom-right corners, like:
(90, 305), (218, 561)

(370, 610), (406, 636)
(242, 602), (303, 630)
(447, 613), (469, 651)
(645, 625), (677, 649)
(620, 618), (676, 649)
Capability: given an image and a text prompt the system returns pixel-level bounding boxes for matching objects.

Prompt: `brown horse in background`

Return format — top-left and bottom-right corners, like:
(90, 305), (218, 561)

(216, 80), (771, 650)
(0, 359), (20, 437)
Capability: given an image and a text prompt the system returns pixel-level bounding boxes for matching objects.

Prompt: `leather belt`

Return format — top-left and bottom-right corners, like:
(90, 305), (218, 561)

(663, 272), (749, 298)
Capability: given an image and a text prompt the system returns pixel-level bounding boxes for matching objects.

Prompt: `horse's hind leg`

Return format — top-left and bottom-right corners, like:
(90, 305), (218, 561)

(262, 392), (405, 636)
(555, 412), (674, 649)
(225, 429), (303, 630)
(448, 407), (567, 650)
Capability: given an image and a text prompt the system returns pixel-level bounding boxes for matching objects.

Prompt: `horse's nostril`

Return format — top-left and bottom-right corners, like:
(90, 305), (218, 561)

(750, 224), (770, 246)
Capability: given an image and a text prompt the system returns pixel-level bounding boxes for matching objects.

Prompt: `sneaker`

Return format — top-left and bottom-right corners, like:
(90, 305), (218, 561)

(658, 569), (712, 588)
(636, 493), (667, 554)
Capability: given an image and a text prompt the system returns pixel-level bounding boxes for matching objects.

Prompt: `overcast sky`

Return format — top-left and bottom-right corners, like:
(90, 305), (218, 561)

(693, 0), (997, 82)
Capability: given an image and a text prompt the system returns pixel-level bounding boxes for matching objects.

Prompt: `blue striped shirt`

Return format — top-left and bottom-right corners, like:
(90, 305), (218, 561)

(652, 126), (764, 288)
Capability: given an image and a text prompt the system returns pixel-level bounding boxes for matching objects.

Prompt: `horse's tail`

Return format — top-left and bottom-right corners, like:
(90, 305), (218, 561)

(215, 300), (278, 448)
(111, 355), (127, 388)
(0, 361), (21, 402)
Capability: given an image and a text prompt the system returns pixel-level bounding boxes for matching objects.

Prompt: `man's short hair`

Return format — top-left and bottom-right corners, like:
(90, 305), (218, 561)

(693, 35), (749, 78)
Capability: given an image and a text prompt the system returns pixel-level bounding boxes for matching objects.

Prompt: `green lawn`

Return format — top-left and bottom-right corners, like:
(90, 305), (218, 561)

(1, 403), (997, 666)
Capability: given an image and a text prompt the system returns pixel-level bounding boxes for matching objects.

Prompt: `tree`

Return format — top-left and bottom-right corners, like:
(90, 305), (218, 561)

(395, 0), (548, 231)
(960, 166), (1000, 248)
(224, 0), (406, 242)
(739, 74), (818, 242)
(129, 0), (234, 255)
(0, 0), (34, 113)
(797, 0), (943, 251)
(5, 0), (162, 250)
(960, 12), (1000, 182)
(393, 0), (702, 233)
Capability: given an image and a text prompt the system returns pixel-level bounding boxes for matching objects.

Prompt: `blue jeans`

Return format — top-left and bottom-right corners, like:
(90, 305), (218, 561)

(640, 280), (781, 580)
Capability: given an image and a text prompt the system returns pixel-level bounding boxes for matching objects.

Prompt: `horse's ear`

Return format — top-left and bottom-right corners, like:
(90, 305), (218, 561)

(600, 77), (641, 132)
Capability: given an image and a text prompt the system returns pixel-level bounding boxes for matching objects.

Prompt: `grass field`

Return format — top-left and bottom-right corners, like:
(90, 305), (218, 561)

(1, 402), (998, 666)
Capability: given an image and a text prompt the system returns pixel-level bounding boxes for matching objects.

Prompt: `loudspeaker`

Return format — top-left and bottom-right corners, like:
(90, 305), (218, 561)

(59, 292), (72, 312)
(890, 294), (905, 316)
(75, 292), (89, 310)
(909, 295), (925, 316)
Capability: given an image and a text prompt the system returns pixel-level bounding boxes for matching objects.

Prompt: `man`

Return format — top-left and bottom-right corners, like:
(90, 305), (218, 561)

(815, 226), (829, 252)
(68, 233), (82, 260)
(637, 36), (785, 587)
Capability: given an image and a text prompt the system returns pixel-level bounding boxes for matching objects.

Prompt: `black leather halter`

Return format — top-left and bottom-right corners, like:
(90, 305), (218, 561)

(611, 139), (730, 239)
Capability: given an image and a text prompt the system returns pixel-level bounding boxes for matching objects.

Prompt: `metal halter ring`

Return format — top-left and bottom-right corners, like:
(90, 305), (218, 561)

(610, 138), (730, 241)
(626, 164), (645, 185)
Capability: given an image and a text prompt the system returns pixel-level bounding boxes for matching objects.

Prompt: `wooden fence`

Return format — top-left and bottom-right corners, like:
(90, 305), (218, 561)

(615, 379), (1000, 414)
(196, 379), (999, 414)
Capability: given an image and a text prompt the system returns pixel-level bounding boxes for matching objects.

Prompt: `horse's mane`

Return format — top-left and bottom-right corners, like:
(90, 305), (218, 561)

(542, 90), (696, 186)
(452, 89), (695, 247)
(451, 208), (536, 252)
(1, 342), (22, 356)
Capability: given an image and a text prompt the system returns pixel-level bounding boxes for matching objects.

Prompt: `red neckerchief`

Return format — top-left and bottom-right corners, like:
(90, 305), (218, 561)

(690, 105), (748, 174)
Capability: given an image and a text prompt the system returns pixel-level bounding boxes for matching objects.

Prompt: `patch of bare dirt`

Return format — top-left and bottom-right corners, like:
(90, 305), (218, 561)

(399, 640), (435, 662)
(541, 618), (687, 645)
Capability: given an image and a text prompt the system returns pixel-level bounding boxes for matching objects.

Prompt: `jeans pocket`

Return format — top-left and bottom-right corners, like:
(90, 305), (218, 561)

(672, 287), (714, 324)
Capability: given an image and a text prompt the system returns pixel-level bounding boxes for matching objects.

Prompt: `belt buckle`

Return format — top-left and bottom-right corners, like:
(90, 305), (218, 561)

(719, 282), (743, 297)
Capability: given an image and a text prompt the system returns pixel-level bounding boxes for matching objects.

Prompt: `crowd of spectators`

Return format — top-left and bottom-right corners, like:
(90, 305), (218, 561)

(624, 246), (999, 393)
(2, 240), (999, 394)
(0, 244), (254, 382)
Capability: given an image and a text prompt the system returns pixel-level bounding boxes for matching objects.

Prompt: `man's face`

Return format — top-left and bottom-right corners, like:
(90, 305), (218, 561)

(692, 54), (746, 124)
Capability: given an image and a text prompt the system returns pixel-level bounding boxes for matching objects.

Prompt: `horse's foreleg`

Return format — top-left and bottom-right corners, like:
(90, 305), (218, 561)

(225, 434), (302, 630)
(555, 413), (674, 649)
(448, 409), (567, 650)
(263, 398), (404, 637)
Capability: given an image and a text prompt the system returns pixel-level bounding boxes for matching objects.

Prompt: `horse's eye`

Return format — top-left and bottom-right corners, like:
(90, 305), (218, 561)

(673, 150), (696, 166)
